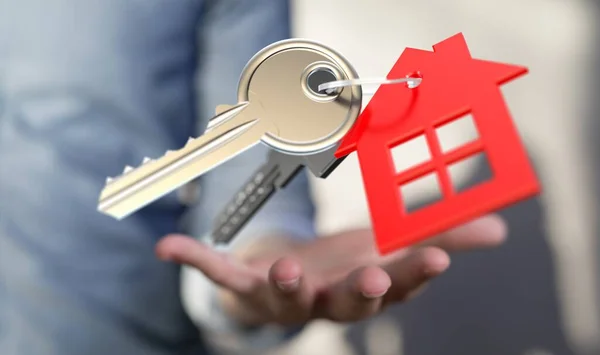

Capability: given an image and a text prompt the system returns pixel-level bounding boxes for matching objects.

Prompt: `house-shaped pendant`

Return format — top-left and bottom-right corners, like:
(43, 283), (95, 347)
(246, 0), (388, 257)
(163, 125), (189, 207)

(335, 33), (541, 255)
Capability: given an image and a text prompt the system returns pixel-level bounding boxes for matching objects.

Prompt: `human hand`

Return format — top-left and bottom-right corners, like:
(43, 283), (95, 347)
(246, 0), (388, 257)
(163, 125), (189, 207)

(156, 214), (506, 327)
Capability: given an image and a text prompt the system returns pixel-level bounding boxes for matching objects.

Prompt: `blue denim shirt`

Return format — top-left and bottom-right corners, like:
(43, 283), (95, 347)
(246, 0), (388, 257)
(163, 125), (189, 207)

(0, 1), (315, 354)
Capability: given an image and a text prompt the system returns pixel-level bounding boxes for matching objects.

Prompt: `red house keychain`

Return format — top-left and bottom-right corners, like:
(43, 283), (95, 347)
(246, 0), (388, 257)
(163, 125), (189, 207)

(335, 33), (541, 254)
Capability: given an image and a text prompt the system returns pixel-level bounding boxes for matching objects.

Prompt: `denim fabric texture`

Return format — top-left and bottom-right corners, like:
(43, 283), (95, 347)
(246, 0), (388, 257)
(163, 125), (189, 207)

(0, 1), (314, 354)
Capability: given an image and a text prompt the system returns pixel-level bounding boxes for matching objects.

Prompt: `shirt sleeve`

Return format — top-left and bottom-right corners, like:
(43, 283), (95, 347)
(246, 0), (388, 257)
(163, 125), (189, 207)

(179, 0), (316, 352)
(0, 1), (213, 354)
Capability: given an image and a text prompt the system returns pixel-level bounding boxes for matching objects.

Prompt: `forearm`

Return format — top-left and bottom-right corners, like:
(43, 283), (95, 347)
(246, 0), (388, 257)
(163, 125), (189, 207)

(0, 1), (212, 353)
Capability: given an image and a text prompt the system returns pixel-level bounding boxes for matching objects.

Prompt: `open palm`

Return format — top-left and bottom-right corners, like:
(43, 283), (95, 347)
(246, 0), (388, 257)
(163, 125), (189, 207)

(156, 214), (506, 326)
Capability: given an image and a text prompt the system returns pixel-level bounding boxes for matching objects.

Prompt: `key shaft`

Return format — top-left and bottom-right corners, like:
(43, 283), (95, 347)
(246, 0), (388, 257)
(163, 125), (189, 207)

(98, 103), (264, 219)
(212, 161), (281, 244)
(212, 145), (346, 244)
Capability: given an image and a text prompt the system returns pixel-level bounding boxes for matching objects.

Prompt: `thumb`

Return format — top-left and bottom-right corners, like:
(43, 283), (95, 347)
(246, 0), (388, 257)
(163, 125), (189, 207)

(156, 234), (258, 293)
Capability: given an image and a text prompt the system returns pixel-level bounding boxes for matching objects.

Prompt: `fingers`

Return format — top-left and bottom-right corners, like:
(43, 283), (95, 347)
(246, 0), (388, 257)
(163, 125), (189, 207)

(266, 257), (313, 324)
(382, 246), (450, 304)
(322, 266), (391, 322)
(269, 257), (303, 292)
(417, 214), (507, 252)
(156, 234), (257, 293)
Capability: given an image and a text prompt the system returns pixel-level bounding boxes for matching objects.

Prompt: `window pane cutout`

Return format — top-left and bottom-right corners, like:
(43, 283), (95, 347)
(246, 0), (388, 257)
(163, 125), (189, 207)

(436, 113), (480, 153)
(390, 134), (431, 173)
(399, 173), (442, 213)
(448, 152), (493, 193)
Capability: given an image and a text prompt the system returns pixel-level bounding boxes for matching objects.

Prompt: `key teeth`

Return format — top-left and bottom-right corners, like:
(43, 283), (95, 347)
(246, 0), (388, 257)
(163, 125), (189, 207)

(106, 133), (205, 190)
(108, 149), (175, 187)
(109, 158), (152, 184)
(215, 104), (233, 115)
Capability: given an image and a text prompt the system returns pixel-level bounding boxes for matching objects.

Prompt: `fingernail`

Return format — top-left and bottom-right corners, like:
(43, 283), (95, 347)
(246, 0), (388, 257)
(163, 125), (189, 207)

(362, 289), (388, 299)
(276, 278), (299, 292)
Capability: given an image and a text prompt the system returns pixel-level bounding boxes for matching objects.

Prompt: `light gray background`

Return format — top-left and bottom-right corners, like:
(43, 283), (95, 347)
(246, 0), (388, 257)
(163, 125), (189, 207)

(268, 1), (600, 354)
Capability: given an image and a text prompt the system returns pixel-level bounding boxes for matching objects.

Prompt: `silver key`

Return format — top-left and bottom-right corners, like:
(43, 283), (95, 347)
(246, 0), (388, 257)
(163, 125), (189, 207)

(97, 39), (362, 220)
(211, 144), (346, 244)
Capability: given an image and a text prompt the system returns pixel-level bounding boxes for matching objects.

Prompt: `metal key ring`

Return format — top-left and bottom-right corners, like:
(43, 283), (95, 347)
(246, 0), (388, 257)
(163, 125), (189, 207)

(236, 38), (363, 155)
(318, 77), (422, 95)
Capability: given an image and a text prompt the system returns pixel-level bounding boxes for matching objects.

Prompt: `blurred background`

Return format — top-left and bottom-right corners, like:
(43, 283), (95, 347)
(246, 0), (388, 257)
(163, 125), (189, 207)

(263, 0), (600, 354)
(2, 1), (599, 355)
